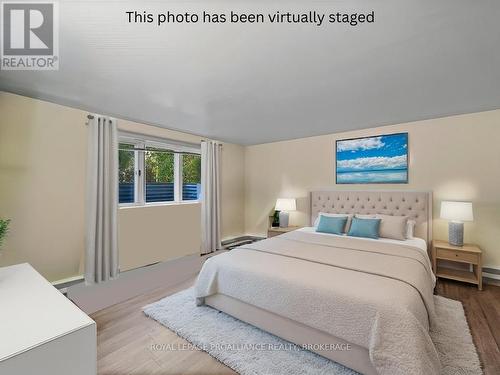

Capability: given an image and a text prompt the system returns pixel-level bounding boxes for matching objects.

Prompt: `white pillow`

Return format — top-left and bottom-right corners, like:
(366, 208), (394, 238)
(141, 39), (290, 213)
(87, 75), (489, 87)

(355, 214), (377, 219)
(406, 219), (416, 239)
(314, 213), (353, 233)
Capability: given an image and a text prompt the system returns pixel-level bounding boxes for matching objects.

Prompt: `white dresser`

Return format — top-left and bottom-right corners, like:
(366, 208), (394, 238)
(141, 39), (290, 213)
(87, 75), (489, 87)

(0, 263), (96, 375)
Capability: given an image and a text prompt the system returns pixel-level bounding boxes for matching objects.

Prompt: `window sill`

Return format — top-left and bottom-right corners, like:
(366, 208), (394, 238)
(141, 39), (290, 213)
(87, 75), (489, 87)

(119, 201), (200, 210)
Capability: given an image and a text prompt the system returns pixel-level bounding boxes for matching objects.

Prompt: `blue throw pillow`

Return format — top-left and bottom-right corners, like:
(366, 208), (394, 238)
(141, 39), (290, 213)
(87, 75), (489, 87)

(316, 215), (348, 235)
(348, 217), (381, 239)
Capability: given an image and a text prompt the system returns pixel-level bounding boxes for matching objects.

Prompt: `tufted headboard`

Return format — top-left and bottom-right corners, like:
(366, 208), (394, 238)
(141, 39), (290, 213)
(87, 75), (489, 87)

(310, 190), (433, 247)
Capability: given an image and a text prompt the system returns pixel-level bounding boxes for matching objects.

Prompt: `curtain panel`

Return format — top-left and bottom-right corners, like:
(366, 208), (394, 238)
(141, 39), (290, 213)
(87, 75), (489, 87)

(201, 140), (222, 254)
(85, 115), (119, 284)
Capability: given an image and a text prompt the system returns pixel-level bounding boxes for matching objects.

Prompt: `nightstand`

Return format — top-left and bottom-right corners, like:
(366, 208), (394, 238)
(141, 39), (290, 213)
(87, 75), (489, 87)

(432, 240), (482, 290)
(267, 226), (301, 238)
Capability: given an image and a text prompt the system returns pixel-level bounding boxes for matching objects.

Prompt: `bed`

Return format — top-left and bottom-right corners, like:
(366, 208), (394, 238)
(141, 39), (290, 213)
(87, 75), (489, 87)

(195, 191), (438, 375)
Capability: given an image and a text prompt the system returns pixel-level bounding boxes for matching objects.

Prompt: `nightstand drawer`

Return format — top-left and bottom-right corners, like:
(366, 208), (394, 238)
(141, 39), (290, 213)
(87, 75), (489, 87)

(436, 248), (478, 264)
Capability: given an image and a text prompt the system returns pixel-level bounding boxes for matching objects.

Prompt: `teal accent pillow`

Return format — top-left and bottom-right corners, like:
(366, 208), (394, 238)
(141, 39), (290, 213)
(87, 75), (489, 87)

(316, 215), (348, 235)
(348, 217), (381, 239)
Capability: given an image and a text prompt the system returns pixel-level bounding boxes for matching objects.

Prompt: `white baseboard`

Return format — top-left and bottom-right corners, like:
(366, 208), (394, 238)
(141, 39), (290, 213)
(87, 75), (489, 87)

(483, 265), (500, 281)
(483, 273), (500, 281)
(67, 252), (221, 314)
(52, 275), (84, 287)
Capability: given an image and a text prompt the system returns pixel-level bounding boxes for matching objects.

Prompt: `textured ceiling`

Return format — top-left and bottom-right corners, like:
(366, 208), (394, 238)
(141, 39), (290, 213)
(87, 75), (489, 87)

(1, 0), (500, 145)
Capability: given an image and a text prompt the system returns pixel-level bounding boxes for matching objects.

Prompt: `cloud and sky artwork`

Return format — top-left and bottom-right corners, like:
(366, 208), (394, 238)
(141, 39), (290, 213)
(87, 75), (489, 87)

(336, 133), (408, 184)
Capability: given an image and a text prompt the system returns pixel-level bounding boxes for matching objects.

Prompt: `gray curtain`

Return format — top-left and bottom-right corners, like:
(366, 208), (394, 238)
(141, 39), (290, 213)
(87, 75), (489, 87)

(85, 115), (119, 284)
(201, 140), (221, 255)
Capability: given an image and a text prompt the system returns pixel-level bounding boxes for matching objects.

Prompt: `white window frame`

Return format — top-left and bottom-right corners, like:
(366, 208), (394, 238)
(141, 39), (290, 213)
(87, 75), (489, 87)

(118, 134), (201, 207)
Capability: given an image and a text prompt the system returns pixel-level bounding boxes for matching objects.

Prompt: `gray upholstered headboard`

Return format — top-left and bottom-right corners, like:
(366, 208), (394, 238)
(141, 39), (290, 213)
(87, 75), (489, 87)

(310, 190), (433, 246)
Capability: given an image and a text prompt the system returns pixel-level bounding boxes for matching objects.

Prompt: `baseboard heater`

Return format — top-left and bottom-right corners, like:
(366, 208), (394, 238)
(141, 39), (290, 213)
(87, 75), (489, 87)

(222, 235), (265, 250)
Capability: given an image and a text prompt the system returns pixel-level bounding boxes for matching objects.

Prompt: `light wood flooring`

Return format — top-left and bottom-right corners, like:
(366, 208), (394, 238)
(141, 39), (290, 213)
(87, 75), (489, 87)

(92, 278), (500, 375)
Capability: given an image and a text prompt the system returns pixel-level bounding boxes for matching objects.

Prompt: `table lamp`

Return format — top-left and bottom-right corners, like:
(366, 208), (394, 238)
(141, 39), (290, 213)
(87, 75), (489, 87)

(275, 198), (296, 228)
(440, 201), (474, 246)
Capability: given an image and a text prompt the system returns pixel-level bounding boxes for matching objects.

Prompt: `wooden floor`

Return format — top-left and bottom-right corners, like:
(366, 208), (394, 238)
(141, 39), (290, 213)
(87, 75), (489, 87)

(92, 278), (500, 375)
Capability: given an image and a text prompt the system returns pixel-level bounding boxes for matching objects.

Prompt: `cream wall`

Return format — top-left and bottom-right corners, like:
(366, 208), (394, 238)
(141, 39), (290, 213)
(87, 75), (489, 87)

(0, 93), (87, 282)
(118, 203), (201, 272)
(220, 143), (246, 240)
(0, 92), (245, 281)
(244, 110), (500, 267)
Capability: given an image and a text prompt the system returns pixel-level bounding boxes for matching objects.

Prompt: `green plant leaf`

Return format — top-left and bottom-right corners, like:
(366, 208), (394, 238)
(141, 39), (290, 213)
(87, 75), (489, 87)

(0, 219), (11, 249)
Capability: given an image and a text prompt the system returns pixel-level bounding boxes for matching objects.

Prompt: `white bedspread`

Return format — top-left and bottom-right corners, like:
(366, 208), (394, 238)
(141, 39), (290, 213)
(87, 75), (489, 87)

(195, 229), (440, 375)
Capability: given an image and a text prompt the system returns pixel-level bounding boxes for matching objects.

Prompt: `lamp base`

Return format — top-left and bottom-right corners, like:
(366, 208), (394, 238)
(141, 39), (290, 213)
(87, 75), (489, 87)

(448, 222), (464, 247)
(279, 211), (289, 228)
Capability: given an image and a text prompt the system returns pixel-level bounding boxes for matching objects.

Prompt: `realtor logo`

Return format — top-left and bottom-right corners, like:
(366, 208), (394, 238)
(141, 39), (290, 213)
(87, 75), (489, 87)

(1, 1), (59, 70)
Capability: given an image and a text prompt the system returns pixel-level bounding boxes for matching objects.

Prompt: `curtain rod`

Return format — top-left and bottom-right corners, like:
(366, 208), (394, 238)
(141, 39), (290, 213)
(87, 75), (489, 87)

(201, 140), (223, 146)
(88, 115), (222, 148)
(119, 130), (201, 149)
(119, 147), (200, 156)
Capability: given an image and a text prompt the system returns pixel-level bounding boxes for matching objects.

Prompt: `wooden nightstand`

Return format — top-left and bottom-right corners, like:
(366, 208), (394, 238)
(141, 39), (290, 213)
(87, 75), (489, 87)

(267, 226), (301, 238)
(432, 240), (482, 290)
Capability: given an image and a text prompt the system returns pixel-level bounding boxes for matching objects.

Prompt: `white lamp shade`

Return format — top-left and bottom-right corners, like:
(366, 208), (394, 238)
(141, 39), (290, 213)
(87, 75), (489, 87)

(440, 201), (474, 222)
(275, 198), (296, 212)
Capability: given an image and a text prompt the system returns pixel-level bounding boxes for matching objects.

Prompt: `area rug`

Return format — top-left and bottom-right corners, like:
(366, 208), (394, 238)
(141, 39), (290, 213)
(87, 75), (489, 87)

(143, 288), (482, 375)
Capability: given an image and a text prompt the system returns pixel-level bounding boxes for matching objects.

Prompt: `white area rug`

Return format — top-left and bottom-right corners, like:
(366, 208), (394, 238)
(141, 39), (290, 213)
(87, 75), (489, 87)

(143, 288), (482, 375)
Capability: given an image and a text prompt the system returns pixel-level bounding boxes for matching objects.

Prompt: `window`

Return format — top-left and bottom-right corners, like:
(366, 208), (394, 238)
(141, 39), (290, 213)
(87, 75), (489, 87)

(182, 154), (201, 201)
(145, 148), (175, 203)
(118, 143), (136, 204)
(118, 136), (201, 206)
